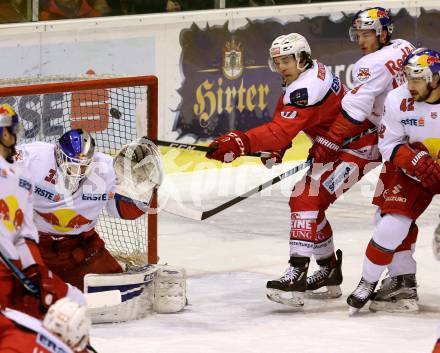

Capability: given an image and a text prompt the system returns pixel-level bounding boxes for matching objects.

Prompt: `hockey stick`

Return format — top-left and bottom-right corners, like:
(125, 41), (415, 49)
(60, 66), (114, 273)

(0, 240), (120, 308)
(0, 241), (40, 296)
(153, 139), (272, 158)
(0, 243), (102, 351)
(164, 126), (377, 221)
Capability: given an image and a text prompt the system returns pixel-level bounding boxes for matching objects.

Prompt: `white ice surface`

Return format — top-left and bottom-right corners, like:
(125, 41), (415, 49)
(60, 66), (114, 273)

(91, 163), (440, 353)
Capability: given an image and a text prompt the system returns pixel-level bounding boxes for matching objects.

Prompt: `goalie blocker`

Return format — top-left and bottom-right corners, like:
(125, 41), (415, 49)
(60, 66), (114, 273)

(84, 264), (186, 323)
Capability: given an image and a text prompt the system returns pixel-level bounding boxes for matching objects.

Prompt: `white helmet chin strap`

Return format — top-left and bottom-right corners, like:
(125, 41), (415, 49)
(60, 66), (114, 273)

(296, 57), (310, 72)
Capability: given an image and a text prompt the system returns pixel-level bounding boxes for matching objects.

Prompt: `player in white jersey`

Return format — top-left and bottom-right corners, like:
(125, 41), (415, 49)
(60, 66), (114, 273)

(0, 104), (84, 320)
(310, 7), (414, 160)
(0, 297), (91, 353)
(347, 48), (440, 313)
(16, 128), (162, 290)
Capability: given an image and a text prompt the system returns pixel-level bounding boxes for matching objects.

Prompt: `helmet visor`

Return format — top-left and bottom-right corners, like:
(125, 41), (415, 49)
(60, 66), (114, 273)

(57, 148), (93, 192)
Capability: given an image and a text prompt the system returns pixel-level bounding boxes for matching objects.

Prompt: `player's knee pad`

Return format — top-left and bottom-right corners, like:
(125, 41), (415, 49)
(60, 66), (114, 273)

(395, 223), (418, 252)
(372, 213), (413, 251)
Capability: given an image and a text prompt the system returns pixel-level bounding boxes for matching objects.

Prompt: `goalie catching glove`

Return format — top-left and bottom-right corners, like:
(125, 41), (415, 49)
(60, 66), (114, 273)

(114, 138), (163, 205)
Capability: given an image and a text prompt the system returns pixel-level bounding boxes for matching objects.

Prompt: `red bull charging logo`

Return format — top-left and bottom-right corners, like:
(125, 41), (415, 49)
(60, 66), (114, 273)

(421, 138), (440, 161)
(36, 209), (92, 233)
(0, 195), (24, 232)
(417, 54), (439, 67)
(367, 8), (387, 20)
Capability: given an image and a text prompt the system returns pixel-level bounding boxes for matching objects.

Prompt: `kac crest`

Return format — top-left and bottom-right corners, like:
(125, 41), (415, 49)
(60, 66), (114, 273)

(222, 40), (244, 80)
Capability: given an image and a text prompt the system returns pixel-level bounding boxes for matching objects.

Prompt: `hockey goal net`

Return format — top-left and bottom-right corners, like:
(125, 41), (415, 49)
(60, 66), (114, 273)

(0, 75), (158, 266)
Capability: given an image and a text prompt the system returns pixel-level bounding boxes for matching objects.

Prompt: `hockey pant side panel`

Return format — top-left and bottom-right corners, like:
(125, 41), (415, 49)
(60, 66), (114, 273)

(289, 153), (375, 258)
(38, 230), (123, 291)
(372, 162), (433, 220)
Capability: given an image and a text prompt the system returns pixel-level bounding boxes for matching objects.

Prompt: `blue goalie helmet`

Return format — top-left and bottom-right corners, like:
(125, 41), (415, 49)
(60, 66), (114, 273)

(55, 129), (95, 192)
(349, 7), (393, 42)
(403, 48), (440, 83)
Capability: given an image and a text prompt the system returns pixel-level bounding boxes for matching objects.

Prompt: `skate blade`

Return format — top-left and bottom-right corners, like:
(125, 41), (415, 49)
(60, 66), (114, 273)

(369, 299), (419, 313)
(306, 285), (342, 299)
(348, 306), (360, 316)
(266, 288), (304, 307)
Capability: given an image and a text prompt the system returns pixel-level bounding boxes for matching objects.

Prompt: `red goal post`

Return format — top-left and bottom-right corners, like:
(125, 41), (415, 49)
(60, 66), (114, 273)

(0, 75), (159, 265)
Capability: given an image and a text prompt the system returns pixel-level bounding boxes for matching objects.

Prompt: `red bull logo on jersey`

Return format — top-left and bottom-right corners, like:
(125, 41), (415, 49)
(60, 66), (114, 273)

(0, 195), (24, 232)
(421, 138), (440, 161)
(36, 209), (92, 233)
(356, 68), (371, 82)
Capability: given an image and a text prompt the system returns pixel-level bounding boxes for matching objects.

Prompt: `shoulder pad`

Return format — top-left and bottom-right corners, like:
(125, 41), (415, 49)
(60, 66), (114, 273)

(289, 88), (308, 106)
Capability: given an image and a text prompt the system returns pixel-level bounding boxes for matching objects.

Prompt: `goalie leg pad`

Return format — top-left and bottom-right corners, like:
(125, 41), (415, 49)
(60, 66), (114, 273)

(154, 265), (187, 314)
(84, 265), (158, 323)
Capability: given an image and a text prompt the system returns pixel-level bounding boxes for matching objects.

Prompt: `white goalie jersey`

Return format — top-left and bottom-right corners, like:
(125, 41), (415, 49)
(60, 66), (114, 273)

(15, 142), (121, 235)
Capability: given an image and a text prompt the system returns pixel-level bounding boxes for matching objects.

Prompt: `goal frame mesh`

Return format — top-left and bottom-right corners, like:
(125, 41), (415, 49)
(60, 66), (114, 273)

(0, 75), (159, 264)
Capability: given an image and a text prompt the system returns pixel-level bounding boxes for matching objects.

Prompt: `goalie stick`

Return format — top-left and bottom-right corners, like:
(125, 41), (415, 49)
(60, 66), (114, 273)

(153, 139), (272, 158)
(163, 127), (378, 221)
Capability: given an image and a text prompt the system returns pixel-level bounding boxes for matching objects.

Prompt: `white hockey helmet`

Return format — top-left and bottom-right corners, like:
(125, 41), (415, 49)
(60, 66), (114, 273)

(0, 103), (23, 162)
(43, 297), (91, 352)
(404, 48), (440, 83)
(268, 33), (311, 72)
(0, 103), (22, 136)
(349, 7), (393, 42)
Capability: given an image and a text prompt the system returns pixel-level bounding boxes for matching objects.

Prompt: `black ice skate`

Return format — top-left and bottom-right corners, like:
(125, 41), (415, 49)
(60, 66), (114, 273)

(369, 274), (419, 313)
(306, 249), (343, 299)
(347, 277), (377, 315)
(266, 256), (310, 307)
